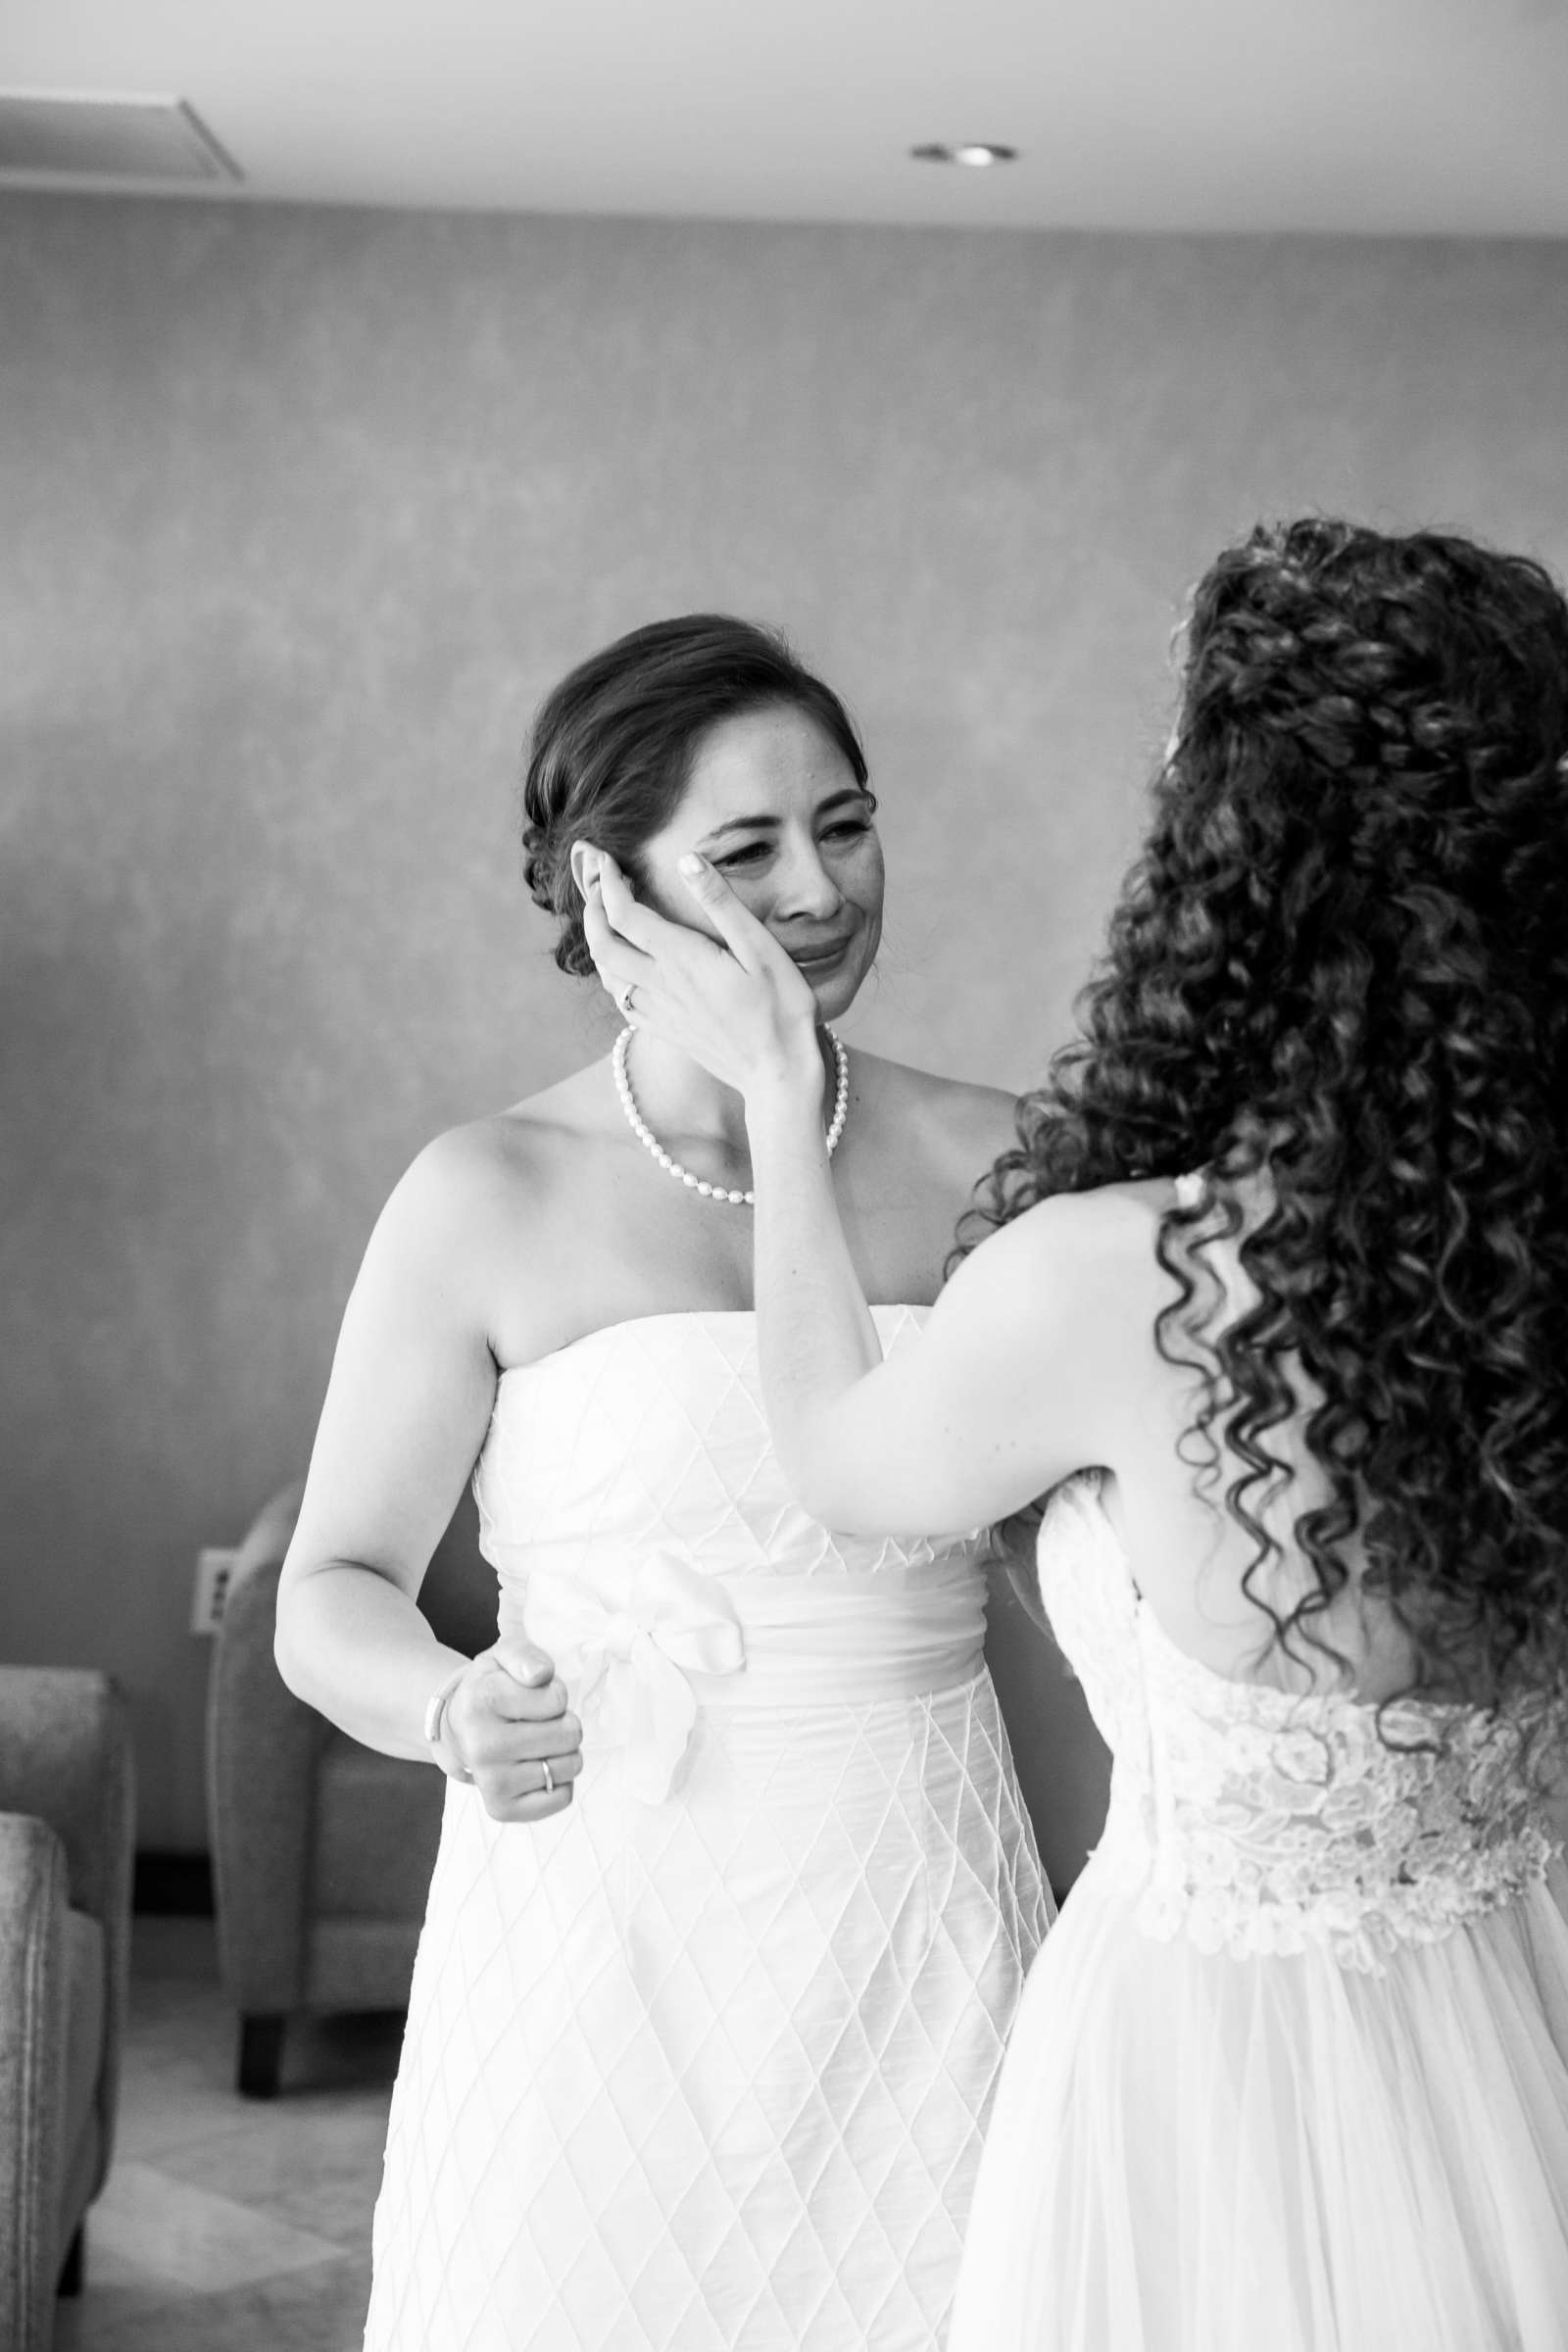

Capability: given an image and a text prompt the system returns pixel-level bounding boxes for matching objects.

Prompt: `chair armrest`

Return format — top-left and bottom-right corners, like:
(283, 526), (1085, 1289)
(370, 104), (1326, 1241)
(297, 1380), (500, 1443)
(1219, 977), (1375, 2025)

(0, 1812), (70, 2352)
(0, 1669), (133, 2196)
(205, 1473), (495, 2015)
(206, 1491), (330, 2014)
(232, 1478), (306, 1578)
(0, 1669), (133, 1928)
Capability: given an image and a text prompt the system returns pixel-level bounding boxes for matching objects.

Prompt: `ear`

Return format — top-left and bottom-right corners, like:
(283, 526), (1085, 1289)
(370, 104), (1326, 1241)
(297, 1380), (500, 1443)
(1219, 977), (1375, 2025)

(567, 840), (602, 900)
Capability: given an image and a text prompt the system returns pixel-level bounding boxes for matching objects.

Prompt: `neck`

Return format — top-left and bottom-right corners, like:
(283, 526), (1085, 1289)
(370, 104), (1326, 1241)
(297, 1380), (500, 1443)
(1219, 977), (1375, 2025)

(616, 1024), (833, 1157)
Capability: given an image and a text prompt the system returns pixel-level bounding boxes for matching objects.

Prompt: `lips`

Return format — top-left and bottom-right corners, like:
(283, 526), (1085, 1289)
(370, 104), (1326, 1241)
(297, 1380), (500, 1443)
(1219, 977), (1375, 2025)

(787, 938), (856, 967)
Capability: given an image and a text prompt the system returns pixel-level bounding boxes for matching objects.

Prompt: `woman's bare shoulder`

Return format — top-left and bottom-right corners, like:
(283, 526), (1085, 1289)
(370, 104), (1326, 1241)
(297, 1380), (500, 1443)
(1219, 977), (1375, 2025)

(381, 1059), (614, 1242)
(850, 1048), (1020, 1170)
(960, 1177), (1182, 1348)
(1022, 1173), (1175, 1246)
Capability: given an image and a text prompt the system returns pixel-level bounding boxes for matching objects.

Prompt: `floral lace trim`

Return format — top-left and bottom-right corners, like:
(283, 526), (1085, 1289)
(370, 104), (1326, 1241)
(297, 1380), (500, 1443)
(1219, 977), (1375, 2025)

(1040, 1472), (1566, 1977)
(1123, 1813), (1562, 1977)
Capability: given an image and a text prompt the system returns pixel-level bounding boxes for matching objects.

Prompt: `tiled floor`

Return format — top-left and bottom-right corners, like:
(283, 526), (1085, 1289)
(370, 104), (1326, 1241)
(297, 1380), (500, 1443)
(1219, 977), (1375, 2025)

(56, 1918), (403, 2352)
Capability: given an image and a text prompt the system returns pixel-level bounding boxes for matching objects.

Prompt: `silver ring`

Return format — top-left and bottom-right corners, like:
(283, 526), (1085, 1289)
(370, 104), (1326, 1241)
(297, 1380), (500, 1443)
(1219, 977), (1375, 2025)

(540, 1757), (555, 1793)
(613, 981), (638, 1019)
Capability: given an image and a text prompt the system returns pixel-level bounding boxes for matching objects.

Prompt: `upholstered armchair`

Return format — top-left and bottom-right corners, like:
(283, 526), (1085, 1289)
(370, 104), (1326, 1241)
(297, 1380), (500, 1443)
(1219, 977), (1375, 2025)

(0, 1666), (134, 2352)
(206, 1479), (497, 2096)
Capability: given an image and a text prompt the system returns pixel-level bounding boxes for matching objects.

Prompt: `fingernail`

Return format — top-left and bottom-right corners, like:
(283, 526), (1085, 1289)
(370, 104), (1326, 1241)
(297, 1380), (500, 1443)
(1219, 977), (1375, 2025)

(678, 854), (704, 877)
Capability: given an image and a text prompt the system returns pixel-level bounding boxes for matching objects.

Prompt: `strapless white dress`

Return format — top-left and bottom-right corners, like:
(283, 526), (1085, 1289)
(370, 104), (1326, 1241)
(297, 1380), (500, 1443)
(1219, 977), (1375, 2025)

(363, 1308), (1052, 2352)
(951, 1471), (1568, 2352)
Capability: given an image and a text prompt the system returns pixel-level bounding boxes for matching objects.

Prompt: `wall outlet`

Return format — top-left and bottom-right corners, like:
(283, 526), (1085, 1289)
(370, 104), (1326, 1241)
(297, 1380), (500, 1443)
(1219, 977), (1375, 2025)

(190, 1546), (237, 1637)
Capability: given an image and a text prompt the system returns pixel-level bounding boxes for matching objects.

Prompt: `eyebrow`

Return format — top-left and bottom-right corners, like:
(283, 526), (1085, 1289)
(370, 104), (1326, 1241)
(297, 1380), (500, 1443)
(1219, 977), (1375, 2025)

(697, 789), (870, 847)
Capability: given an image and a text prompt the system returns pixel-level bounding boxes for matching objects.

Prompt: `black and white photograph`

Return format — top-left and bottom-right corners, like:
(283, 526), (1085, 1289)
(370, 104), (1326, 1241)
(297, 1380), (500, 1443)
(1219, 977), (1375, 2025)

(3, 5), (1568, 2348)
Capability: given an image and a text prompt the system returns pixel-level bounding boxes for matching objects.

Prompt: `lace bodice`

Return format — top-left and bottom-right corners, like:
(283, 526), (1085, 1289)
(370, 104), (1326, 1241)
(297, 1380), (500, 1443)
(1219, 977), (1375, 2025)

(1038, 1473), (1563, 1974)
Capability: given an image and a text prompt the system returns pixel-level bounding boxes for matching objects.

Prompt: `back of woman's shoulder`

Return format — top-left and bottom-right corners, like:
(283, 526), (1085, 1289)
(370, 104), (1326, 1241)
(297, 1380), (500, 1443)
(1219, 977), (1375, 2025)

(985, 1178), (1178, 1313)
(1008, 1176), (1167, 1249)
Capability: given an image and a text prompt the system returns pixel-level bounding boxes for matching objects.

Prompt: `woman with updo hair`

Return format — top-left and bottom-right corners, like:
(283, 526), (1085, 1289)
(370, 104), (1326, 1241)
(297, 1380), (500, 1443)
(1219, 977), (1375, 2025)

(589, 525), (1568, 2348)
(274, 612), (1052, 2350)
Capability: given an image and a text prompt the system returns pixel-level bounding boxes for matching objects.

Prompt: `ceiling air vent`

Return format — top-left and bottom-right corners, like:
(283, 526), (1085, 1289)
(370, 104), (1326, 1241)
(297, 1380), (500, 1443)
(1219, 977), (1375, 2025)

(0, 91), (241, 186)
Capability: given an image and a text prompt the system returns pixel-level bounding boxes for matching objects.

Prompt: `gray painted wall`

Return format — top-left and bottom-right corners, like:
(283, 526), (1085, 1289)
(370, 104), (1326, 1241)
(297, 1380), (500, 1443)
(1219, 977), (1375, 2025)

(4, 195), (1566, 1876)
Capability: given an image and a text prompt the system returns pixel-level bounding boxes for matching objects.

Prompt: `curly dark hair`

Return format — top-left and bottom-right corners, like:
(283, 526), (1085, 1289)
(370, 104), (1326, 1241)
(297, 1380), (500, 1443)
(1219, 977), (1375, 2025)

(962, 518), (1568, 1716)
(520, 614), (869, 977)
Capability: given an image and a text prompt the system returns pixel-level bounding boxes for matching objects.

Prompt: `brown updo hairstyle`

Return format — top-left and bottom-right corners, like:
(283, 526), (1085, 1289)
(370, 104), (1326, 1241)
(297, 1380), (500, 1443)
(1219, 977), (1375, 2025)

(521, 614), (871, 978)
(962, 518), (1568, 1721)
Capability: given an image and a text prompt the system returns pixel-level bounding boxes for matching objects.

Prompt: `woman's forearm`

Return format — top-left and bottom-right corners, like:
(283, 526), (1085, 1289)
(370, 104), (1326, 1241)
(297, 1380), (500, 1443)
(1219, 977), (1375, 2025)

(274, 1561), (467, 1762)
(746, 1070), (882, 1491)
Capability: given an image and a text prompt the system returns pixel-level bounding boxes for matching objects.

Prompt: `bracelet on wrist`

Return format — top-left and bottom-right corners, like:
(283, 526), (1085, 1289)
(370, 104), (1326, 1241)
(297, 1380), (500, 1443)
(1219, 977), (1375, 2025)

(422, 1663), (474, 1784)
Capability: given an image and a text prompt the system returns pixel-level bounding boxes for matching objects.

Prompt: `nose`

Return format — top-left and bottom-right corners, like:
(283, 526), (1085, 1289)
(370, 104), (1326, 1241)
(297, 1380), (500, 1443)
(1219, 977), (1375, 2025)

(770, 840), (845, 922)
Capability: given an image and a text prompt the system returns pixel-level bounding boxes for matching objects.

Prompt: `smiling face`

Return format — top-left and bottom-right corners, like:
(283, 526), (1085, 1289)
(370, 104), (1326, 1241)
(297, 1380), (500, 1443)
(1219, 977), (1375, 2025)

(634, 703), (884, 1021)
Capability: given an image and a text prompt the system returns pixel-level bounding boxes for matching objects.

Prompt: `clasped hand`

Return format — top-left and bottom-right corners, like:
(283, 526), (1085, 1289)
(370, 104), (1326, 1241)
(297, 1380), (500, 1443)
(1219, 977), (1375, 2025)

(445, 1639), (583, 1824)
(579, 846), (821, 1100)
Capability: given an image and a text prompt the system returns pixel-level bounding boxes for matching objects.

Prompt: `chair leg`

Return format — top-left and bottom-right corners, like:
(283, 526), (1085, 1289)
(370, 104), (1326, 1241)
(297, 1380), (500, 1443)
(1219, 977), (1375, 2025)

(57, 2224), (84, 2297)
(238, 2011), (286, 2097)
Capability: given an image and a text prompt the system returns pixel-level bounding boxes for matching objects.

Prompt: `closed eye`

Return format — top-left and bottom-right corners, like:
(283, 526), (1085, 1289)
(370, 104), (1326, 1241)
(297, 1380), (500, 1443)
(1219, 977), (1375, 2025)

(714, 819), (872, 872)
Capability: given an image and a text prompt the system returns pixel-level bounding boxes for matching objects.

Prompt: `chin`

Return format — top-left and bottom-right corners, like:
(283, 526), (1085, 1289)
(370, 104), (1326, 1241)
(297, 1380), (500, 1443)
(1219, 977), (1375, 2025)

(807, 956), (868, 1023)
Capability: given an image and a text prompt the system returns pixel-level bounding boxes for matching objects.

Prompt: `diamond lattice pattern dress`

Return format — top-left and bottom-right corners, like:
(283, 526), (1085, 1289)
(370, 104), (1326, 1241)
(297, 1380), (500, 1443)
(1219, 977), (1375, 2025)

(950, 1470), (1568, 2352)
(364, 1307), (1053, 2352)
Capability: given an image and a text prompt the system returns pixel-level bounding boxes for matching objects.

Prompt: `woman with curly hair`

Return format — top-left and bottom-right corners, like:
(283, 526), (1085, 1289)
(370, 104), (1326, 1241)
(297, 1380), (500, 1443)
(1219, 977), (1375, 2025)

(585, 519), (1568, 2349)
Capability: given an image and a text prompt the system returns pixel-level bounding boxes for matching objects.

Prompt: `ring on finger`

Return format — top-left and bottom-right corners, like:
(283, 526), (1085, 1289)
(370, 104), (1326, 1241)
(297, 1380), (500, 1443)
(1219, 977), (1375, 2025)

(613, 980), (638, 1019)
(540, 1757), (555, 1793)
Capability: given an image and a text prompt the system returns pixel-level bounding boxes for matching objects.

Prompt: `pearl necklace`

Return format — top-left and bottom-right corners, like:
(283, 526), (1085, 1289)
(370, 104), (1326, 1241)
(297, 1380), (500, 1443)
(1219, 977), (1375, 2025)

(612, 1026), (850, 1207)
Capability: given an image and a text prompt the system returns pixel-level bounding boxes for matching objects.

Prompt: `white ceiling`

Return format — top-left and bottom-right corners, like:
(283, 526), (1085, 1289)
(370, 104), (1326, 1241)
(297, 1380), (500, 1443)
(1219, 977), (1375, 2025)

(4, 0), (1568, 236)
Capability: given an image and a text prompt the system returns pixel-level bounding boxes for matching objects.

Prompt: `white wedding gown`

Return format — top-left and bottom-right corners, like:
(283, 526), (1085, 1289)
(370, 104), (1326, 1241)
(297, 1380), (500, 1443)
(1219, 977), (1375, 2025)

(951, 1470), (1568, 2352)
(363, 1307), (1052, 2352)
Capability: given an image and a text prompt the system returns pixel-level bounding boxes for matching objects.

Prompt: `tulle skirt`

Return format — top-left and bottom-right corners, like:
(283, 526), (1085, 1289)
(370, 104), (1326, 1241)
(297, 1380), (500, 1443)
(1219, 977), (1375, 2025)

(950, 1840), (1568, 2351)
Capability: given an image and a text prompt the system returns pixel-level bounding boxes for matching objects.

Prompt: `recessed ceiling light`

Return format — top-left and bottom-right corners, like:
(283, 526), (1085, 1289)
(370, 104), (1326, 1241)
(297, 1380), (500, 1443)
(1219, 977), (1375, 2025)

(909, 142), (1018, 168)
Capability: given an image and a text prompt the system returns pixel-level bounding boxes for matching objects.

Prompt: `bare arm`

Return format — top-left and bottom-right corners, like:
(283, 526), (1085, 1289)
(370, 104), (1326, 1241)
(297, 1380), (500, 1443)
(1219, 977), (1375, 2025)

(585, 852), (1134, 1536)
(746, 1074), (1127, 1530)
(274, 1129), (582, 1820)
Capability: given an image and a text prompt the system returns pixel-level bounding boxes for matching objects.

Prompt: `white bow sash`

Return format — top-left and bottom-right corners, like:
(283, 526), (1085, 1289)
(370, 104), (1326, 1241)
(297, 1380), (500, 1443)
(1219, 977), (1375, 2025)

(532, 1553), (747, 1805)
(506, 1551), (986, 1805)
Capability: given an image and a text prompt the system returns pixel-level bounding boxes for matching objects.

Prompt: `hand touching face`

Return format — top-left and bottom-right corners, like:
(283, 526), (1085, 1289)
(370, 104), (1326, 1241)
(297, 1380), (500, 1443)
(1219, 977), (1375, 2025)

(629, 704), (884, 1023)
(581, 847), (823, 1102)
